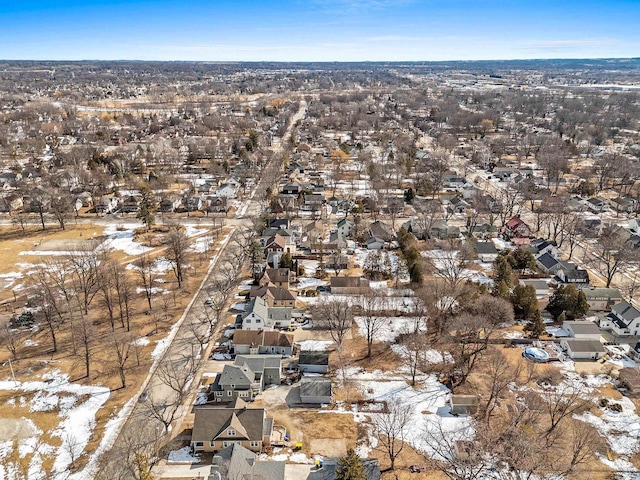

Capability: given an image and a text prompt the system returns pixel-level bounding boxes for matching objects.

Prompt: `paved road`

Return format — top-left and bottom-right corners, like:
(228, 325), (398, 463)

(94, 99), (307, 479)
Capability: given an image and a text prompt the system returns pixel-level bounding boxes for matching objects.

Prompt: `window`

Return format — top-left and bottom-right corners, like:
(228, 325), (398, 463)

(227, 429), (236, 436)
(250, 441), (260, 448)
(227, 391), (233, 396)
(210, 441), (215, 447)
(246, 319), (251, 324)
(215, 391), (222, 396)
(195, 442), (203, 447)
(230, 384), (235, 388)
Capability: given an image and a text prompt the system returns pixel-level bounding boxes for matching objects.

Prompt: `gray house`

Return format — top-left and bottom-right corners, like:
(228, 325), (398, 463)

(238, 297), (293, 331)
(299, 377), (332, 404)
(208, 444), (285, 480)
(298, 351), (330, 374)
(210, 355), (282, 402)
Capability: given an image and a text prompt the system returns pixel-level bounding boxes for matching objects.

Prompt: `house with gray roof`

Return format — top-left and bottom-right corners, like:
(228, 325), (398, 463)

(238, 297), (293, 330)
(191, 399), (273, 453)
(536, 252), (562, 275)
(207, 443), (285, 480)
(599, 301), (640, 337)
(475, 241), (499, 262)
(210, 355), (282, 402)
(578, 286), (622, 311)
(560, 338), (605, 360)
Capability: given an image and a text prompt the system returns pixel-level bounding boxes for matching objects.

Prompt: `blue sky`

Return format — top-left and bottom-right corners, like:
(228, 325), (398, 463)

(0, 0), (638, 61)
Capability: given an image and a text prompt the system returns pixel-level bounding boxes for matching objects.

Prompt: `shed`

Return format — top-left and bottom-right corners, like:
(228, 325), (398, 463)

(449, 395), (479, 415)
(299, 377), (332, 404)
(560, 338), (605, 360)
(562, 321), (602, 340)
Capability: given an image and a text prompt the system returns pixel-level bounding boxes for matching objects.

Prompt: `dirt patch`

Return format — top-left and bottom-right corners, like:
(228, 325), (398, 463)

(309, 438), (347, 457)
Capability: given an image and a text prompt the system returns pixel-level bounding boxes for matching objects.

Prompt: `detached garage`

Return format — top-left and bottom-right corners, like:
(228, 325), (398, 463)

(560, 338), (605, 360)
(563, 321), (602, 341)
(299, 377), (332, 404)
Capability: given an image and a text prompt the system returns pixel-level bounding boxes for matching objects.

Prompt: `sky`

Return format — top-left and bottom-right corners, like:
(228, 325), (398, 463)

(0, 0), (638, 61)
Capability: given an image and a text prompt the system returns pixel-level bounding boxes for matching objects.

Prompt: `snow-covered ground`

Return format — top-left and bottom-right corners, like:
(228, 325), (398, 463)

(0, 370), (111, 480)
(168, 446), (200, 463)
(354, 316), (422, 342)
(297, 340), (334, 351)
(102, 224), (153, 256)
(340, 366), (473, 458)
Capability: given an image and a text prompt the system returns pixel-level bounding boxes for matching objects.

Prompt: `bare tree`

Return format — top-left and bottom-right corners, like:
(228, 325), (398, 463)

(372, 402), (412, 471)
(314, 297), (353, 352)
(165, 227), (190, 288)
(134, 253), (155, 312)
(110, 331), (133, 389)
(67, 244), (102, 315)
(540, 383), (590, 437)
(592, 225), (640, 287)
(74, 311), (95, 379)
(479, 349), (521, 423)
(358, 289), (386, 358)
(0, 323), (20, 360)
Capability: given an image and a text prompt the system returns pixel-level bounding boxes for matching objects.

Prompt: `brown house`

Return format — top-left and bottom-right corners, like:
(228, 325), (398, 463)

(232, 330), (294, 355)
(259, 268), (294, 288)
(249, 284), (296, 307)
(618, 367), (640, 396)
(191, 399), (273, 453)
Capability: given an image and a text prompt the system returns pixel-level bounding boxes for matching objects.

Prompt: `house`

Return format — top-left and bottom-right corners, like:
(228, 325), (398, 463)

(446, 195), (470, 214)
(586, 197), (608, 213)
(536, 253), (563, 275)
(191, 399), (273, 453)
(384, 196), (404, 214)
(475, 241), (499, 263)
(578, 287), (622, 311)
(337, 218), (353, 238)
(264, 234), (287, 259)
(299, 377), (332, 404)
(210, 355), (282, 402)
(238, 297), (293, 331)
(232, 330), (294, 356)
(94, 195), (119, 214)
(504, 215), (531, 239)
(560, 338), (605, 360)
(430, 219), (460, 240)
(611, 196), (638, 214)
(298, 351), (330, 374)
(158, 195), (181, 213)
(329, 276), (370, 295)
(0, 193), (23, 213)
(530, 238), (560, 259)
(563, 321), (602, 340)
(282, 182), (301, 195)
(618, 368), (640, 397)
(208, 444), (285, 480)
(184, 195), (203, 212)
(259, 268), (294, 289)
(249, 284), (296, 308)
(449, 395), (479, 415)
(369, 221), (394, 242)
(519, 279), (550, 298)
(306, 457), (381, 480)
(269, 218), (291, 230)
(208, 196), (229, 213)
(556, 266), (590, 285)
(120, 194), (140, 214)
(214, 183), (239, 198)
(443, 174), (467, 189)
(302, 193), (324, 212)
(326, 231), (348, 252)
(599, 301), (640, 337)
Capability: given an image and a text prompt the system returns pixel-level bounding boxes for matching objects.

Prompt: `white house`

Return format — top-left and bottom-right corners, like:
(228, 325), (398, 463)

(336, 218), (353, 238)
(238, 297), (292, 331)
(562, 320), (602, 341)
(215, 183), (239, 199)
(598, 301), (640, 337)
(560, 338), (605, 360)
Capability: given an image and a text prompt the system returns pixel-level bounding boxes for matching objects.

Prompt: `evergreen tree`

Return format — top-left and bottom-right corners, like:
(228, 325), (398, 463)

(547, 284), (589, 320)
(335, 449), (367, 480)
(404, 187), (415, 204)
(511, 284), (539, 320)
(279, 252), (293, 269)
(492, 254), (514, 288)
(524, 309), (545, 338)
(136, 185), (158, 232)
(492, 279), (512, 301)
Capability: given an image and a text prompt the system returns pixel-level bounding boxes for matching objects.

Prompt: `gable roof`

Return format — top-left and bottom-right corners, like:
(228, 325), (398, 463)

(537, 252), (560, 270)
(217, 365), (254, 387)
(232, 330), (294, 348)
(613, 301), (640, 323)
(265, 268), (290, 284)
(192, 404), (265, 443)
(475, 241), (498, 255)
(213, 444), (285, 480)
(265, 234), (286, 250)
(563, 338), (605, 353)
(506, 216), (525, 229)
(300, 377), (332, 397)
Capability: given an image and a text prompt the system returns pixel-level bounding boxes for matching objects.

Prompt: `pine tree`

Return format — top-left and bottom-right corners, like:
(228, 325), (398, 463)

(134, 451), (153, 480)
(493, 255), (514, 288)
(524, 309), (545, 338)
(336, 449), (367, 480)
(136, 185), (158, 232)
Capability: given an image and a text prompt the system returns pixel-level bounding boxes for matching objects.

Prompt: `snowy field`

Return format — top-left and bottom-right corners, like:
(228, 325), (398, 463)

(0, 370), (120, 480)
(354, 316), (422, 342)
